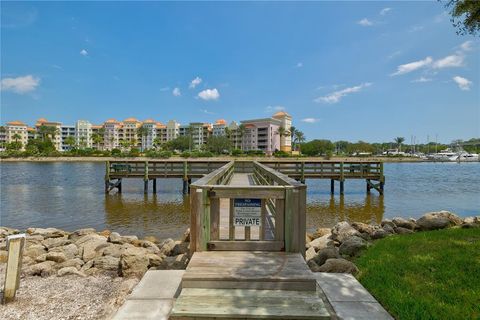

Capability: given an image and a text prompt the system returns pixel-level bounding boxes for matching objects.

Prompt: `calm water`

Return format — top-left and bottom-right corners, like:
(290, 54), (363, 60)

(1, 162), (479, 240)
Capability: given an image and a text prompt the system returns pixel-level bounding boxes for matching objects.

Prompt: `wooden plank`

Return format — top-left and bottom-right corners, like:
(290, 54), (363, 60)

(260, 199), (266, 241)
(198, 189), (210, 251)
(207, 241), (284, 251)
(284, 188), (295, 253)
(297, 186), (307, 258)
(229, 198), (234, 240)
(275, 198), (285, 242)
(181, 280), (317, 292)
(3, 234), (26, 304)
(209, 187), (285, 199)
(210, 197), (220, 241)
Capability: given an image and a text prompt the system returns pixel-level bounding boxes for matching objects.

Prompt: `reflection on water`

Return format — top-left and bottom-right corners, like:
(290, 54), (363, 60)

(306, 195), (384, 232)
(1, 162), (479, 240)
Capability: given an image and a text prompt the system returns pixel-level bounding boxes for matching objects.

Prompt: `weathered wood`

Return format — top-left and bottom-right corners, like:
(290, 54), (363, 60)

(275, 198), (285, 242)
(207, 240), (284, 251)
(198, 189), (211, 251)
(207, 186), (285, 199)
(3, 234), (26, 304)
(229, 199), (235, 240)
(260, 199), (266, 241)
(210, 197), (220, 241)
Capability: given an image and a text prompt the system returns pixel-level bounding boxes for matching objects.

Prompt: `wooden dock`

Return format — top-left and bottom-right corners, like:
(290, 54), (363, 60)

(104, 159), (385, 195)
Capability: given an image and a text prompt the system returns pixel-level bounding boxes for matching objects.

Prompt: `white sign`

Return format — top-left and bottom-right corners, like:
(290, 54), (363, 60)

(233, 198), (261, 226)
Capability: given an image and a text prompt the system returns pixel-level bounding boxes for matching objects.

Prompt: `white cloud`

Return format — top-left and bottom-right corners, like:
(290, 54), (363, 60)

(301, 118), (319, 123)
(296, 62), (303, 68)
(358, 18), (373, 26)
(201, 109), (215, 115)
(189, 76), (202, 89)
(453, 76), (472, 91)
(380, 8), (392, 15)
(160, 86), (170, 92)
(411, 77), (433, 83)
(315, 82), (372, 104)
(1, 75), (40, 94)
(198, 88), (220, 101)
(80, 49), (88, 56)
(460, 40), (473, 51)
(172, 87), (181, 96)
(432, 54), (464, 69)
(265, 105), (285, 113)
(391, 57), (433, 76)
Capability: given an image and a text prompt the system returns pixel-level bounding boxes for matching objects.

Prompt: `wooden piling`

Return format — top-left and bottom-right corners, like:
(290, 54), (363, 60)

(330, 179), (335, 194)
(105, 161), (110, 193)
(340, 180), (345, 195)
(144, 161), (149, 194)
(3, 234), (26, 304)
(153, 179), (157, 193)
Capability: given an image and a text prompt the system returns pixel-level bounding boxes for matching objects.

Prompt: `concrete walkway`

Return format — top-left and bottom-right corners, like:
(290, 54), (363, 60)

(113, 270), (393, 320)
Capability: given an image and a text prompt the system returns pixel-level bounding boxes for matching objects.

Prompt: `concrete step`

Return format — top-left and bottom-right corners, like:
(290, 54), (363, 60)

(170, 287), (331, 319)
(182, 251), (317, 291)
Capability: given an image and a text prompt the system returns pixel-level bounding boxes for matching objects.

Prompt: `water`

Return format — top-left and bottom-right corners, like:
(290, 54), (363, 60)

(1, 162), (479, 240)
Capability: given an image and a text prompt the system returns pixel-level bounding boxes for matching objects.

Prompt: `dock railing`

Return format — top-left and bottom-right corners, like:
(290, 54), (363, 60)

(190, 161), (306, 257)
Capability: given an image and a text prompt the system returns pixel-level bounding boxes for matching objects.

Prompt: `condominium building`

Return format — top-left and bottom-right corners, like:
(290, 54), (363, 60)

(103, 119), (122, 150)
(76, 120), (93, 148)
(5, 121), (28, 150)
(122, 118), (141, 149)
(140, 119), (158, 150)
(272, 111), (292, 152)
(35, 118), (63, 151)
(91, 125), (104, 150)
(213, 119), (227, 136)
(227, 121), (242, 150)
(166, 120), (180, 142)
(156, 122), (167, 145)
(240, 117), (281, 155)
(61, 125), (76, 151)
(0, 126), (6, 151)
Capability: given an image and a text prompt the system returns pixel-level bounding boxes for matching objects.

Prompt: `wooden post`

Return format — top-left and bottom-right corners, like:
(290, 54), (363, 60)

(188, 178), (192, 193)
(152, 179), (157, 193)
(340, 180), (345, 195)
(300, 162), (305, 183)
(198, 189), (211, 251)
(229, 198), (235, 240)
(210, 197), (220, 241)
(118, 179), (122, 193)
(144, 161), (149, 194)
(105, 161), (110, 193)
(330, 179), (335, 194)
(366, 179), (371, 194)
(297, 186), (307, 258)
(182, 179), (189, 195)
(3, 234), (26, 304)
(190, 187), (199, 254)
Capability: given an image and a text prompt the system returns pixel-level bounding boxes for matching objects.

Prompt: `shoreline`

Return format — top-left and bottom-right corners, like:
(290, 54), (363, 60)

(0, 156), (425, 163)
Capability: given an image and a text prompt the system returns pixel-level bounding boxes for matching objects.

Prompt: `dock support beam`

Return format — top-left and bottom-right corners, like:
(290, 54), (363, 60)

(340, 180), (344, 195)
(144, 180), (148, 194)
(152, 179), (157, 193)
(330, 179), (335, 194)
(366, 179), (371, 194)
(183, 178), (189, 195)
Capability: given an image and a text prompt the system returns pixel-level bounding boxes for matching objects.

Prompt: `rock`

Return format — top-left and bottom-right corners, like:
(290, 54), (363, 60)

(307, 259), (321, 272)
(181, 228), (190, 242)
(24, 245), (47, 259)
(57, 266), (86, 277)
(331, 222), (361, 243)
(172, 241), (189, 256)
(94, 255), (120, 271)
(50, 243), (79, 260)
(371, 229), (389, 239)
(59, 258), (84, 270)
(120, 247), (149, 278)
(383, 224), (395, 234)
(120, 235), (138, 244)
(312, 247), (339, 266)
(462, 217), (480, 228)
(26, 227), (67, 238)
(392, 217), (416, 230)
(76, 234), (108, 261)
(98, 230), (111, 237)
(23, 256), (35, 266)
(69, 228), (96, 241)
(162, 254), (189, 270)
(381, 220), (396, 229)
(26, 235), (45, 243)
(81, 260), (94, 271)
(41, 237), (70, 249)
(132, 240), (160, 254)
(317, 258), (359, 275)
(416, 211), (462, 231)
(46, 252), (67, 263)
(25, 261), (56, 277)
(308, 234), (334, 251)
(35, 254), (48, 263)
(305, 247), (316, 262)
(101, 243), (133, 258)
(311, 228), (331, 240)
(395, 227), (414, 234)
(351, 222), (376, 235)
(109, 232), (122, 243)
(109, 232), (138, 245)
(144, 236), (158, 243)
(306, 233), (313, 244)
(339, 236), (367, 257)
(147, 253), (164, 268)
(159, 238), (176, 256)
(0, 227), (19, 237)
(85, 267), (101, 276)
(0, 250), (8, 263)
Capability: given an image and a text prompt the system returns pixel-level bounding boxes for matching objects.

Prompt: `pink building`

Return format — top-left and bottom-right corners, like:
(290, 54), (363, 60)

(240, 117), (281, 155)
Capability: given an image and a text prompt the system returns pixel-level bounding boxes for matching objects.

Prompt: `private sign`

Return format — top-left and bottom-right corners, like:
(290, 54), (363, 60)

(233, 198), (261, 226)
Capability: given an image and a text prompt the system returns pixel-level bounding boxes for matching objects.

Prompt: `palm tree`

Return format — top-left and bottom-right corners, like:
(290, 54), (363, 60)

(394, 137), (405, 152)
(12, 133), (21, 143)
(92, 133), (103, 150)
(64, 136), (76, 150)
(137, 126), (149, 151)
(294, 130), (306, 152)
(38, 125), (58, 142)
(290, 126), (298, 150)
(153, 137), (162, 149)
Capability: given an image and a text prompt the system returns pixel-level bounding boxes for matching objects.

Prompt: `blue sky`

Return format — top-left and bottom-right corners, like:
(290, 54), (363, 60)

(1, 2), (478, 143)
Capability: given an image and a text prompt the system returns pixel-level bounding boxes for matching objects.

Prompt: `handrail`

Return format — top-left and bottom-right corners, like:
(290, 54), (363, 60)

(253, 161), (304, 186)
(191, 161), (235, 186)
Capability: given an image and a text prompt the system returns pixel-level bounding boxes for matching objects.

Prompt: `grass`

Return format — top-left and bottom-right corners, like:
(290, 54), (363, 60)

(355, 228), (480, 320)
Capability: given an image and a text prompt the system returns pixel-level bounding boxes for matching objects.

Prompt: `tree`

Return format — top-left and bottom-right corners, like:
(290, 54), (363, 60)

(6, 141), (22, 151)
(394, 137), (405, 152)
(445, 0), (480, 35)
(164, 136), (191, 152)
(12, 133), (21, 143)
(153, 137), (162, 149)
(38, 125), (58, 142)
(64, 136), (76, 150)
(293, 130), (306, 152)
(301, 139), (335, 156)
(137, 126), (149, 151)
(206, 136), (232, 154)
(92, 133), (103, 150)
(290, 126), (298, 150)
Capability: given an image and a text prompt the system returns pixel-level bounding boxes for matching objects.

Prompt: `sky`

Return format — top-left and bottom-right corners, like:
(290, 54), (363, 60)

(1, 2), (479, 144)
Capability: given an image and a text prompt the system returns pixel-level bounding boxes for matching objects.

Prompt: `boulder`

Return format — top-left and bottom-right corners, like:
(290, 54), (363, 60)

(50, 243), (79, 260)
(57, 267), (86, 277)
(120, 247), (149, 278)
(76, 234), (108, 261)
(101, 243), (134, 258)
(351, 222), (376, 235)
(0, 250), (8, 263)
(181, 228), (190, 243)
(331, 222), (361, 243)
(59, 258), (84, 270)
(133, 240), (160, 254)
(35, 254), (48, 263)
(392, 217), (416, 230)
(26, 227), (67, 239)
(94, 255), (120, 271)
(305, 247), (316, 262)
(159, 238), (176, 256)
(144, 236), (158, 243)
(41, 237), (70, 249)
(0, 227), (19, 238)
(68, 228), (96, 241)
(81, 260), (94, 271)
(395, 227), (414, 234)
(147, 253), (165, 268)
(24, 261), (56, 277)
(46, 252), (67, 263)
(23, 256), (35, 266)
(416, 211), (462, 231)
(371, 229), (389, 239)
(308, 234), (334, 251)
(98, 230), (111, 237)
(172, 241), (189, 256)
(109, 232), (122, 243)
(381, 220), (396, 229)
(383, 224), (395, 234)
(339, 236), (368, 257)
(317, 258), (359, 275)
(312, 247), (339, 266)
(26, 235), (45, 243)
(311, 228), (331, 240)
(306, 233), (313, 244)
(462, 217), (480, 228)
(161, 254), (189, 270)
(24, 245), (47, 260)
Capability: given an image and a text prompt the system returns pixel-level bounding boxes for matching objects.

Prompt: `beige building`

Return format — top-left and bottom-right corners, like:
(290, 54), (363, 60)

(35, 118), (62, 151)
(6, 121), (28, 150)
(103, 119), (122, 150)
(272, 111), (292, 152)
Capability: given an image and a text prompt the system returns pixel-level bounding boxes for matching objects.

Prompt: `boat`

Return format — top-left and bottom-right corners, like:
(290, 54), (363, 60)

(427, 148), (480, 162)
(456, 151), (479, 162)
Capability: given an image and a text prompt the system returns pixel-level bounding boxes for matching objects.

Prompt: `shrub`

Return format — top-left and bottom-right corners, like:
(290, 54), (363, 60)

(180, 151), (191, 158)
(274, 150), (290, 158)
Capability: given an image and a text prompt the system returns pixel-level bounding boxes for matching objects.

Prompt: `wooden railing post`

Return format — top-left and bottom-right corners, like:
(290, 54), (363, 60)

(144, 161), (149, 194)
(105, 161), (110, 193)
(3, 234), (26, 304)
(198, 189), (211, 251)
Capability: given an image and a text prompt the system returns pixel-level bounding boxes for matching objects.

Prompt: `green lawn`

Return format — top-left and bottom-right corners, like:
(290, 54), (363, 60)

(355, 227), (480, 320)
